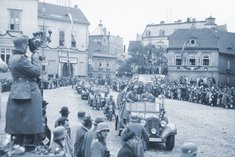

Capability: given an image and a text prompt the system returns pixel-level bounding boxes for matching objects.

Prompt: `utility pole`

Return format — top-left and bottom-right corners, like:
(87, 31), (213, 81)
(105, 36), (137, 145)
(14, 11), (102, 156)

(40, 1), (46, 97)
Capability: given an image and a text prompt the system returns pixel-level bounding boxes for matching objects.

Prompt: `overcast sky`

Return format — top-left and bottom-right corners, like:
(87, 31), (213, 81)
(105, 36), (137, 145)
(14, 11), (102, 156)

(46, 0), (235, 46)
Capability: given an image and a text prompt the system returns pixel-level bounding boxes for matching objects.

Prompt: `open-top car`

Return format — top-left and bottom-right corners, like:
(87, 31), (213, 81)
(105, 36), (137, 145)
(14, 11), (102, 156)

(116, 96), (177, 150)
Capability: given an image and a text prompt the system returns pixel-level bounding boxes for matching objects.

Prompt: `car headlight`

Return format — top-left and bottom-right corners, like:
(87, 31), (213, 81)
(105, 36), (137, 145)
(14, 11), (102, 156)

(151, 128), (157, 134)
(160, 120), (167, 127)
(140, 120), (146, 126)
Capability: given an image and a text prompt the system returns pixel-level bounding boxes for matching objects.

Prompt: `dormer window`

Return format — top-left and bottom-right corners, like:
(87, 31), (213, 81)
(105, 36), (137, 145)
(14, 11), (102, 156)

(188, 38), (198, 47)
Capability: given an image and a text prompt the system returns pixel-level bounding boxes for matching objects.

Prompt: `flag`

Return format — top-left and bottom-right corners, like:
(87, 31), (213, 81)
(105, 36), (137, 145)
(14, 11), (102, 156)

(181, 41), (187, 65)
(67, 13), (77, 42)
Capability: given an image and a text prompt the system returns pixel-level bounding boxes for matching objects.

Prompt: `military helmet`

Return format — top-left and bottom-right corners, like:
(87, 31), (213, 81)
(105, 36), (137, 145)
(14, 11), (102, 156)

(53, 126), (66, 141)
(181, 142), (198, 157)
(96, 122), (109, 133)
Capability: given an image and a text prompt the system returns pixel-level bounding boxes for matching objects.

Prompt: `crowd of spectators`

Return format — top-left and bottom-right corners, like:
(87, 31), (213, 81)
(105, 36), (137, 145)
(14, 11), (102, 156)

(112, 77), (235, 109)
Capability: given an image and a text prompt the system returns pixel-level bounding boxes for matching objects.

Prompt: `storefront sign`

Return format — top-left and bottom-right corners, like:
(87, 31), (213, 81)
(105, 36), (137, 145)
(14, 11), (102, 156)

(59, 57), (77, 64)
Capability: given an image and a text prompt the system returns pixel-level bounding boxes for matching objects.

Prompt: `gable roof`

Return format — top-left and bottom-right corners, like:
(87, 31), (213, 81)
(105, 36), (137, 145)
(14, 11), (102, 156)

(168, 28), (218, 49)
(168, 28), (235, 55)
(38, 2), (90, 25)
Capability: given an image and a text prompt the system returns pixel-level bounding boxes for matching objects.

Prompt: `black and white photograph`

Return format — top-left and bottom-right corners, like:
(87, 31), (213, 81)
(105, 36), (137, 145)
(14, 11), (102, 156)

(0, 0), (235, 157)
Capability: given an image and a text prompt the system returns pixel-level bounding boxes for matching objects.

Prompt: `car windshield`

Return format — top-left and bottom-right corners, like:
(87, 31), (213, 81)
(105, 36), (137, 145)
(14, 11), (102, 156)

(125, 101), (160, 113)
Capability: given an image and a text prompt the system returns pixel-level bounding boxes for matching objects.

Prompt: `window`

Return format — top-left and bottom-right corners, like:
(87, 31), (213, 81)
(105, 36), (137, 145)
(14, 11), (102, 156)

(1, 48), (11, 64)
(159, 29), (165, 36)
(227, 60), (230, 69)
(203, 55), (210, 66)
(71, 33), (76, 47)
(9, 9), (21, 31)
(189, 55), (196, 65)
(175, 54), (182, 65)
(59, 31), (65, 46)
(146, 31), (151, 37)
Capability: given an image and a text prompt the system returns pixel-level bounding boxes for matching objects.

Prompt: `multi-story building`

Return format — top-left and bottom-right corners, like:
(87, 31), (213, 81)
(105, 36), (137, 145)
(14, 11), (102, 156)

(0, 0), (39, 78)
(0, 0), (90, 78)
(38, 2), (89, 77)
(167, 28), (235, 86)
(141, 16), (227, 47)
(88, 23), (123, 78)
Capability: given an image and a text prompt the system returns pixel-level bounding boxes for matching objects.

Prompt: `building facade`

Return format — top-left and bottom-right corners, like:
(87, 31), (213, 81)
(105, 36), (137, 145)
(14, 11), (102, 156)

(0, 0), (39, 78)
(167, 28), (235, 86)
(141, 17), (227, 47)
(88, 23), (123, 78)
(0, 1), (90, 78)
(38, 2), (89, 77)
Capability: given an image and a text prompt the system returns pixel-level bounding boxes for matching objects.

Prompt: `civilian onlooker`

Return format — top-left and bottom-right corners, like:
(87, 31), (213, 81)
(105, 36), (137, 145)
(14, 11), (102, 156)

(55, 106), (71, 138)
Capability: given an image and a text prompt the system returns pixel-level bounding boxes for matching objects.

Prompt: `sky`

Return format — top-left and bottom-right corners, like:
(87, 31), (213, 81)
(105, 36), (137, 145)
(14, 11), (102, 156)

(45, 0), (235, 46)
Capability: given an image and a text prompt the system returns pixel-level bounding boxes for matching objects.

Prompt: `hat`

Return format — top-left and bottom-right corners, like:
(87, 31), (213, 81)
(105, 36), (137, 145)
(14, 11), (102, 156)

(83, 116), (92, 127)
(13, 35), (29, 53)
(94, 117), (104, 125)
(77, 111), (85, 118)
(59, 107), (70, 115)
(53, 126), (66, 141)
(96, 122), (109, 133)
(123, 130), (135, 142)
(181, 142), (198, 157)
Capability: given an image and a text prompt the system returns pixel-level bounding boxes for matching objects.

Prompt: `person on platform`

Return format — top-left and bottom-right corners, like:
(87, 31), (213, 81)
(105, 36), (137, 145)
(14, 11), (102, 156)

(5, 35), (43, 147)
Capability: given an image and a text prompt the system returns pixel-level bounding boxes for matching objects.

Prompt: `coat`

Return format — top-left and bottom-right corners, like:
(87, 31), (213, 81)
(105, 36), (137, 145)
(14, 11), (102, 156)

(74, 125), (88, 157)
(90, 139), (107, 157)
(5, 52), (43, 134)
(82, 128), (96, 157)
(121, 123), (149, 157)
(117, 142), (138, 157)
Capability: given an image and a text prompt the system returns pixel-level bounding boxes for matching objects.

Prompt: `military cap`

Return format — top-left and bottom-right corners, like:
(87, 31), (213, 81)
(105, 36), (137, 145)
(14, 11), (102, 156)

(13, 35), (29, 53)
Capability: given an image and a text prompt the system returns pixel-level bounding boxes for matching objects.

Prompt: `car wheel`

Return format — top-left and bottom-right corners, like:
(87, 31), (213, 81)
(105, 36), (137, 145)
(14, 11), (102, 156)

(165, 135), (175, 150)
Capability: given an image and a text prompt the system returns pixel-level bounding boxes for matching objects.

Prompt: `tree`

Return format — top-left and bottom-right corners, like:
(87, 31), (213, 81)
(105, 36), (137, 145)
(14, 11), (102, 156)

(117, 43), (168, 75)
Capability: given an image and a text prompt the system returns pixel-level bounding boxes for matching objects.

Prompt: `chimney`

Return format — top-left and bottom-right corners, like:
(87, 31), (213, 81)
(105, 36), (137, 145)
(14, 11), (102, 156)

(74, 5), (78, 9)
(160, 21), (165, 24)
